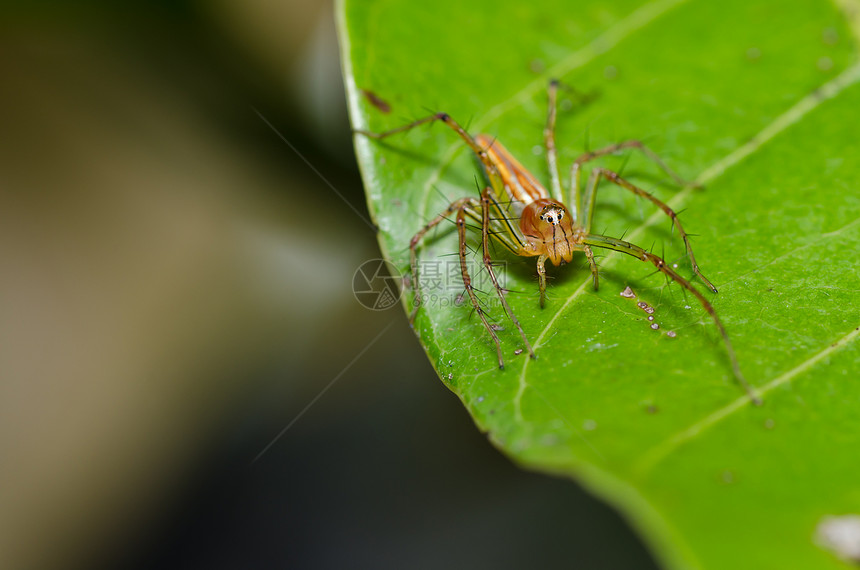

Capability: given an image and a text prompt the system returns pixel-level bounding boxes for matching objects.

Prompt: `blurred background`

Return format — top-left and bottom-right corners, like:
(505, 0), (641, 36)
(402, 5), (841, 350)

(0, 1), (659, 568)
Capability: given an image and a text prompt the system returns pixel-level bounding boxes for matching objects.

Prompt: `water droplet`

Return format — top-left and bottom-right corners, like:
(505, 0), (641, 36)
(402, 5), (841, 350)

(672, 263), (678, 268)
(816, 515), (860, 563)
(645, 307), (655, 314)
(514, 348), (523, 356)
(822, 27), (839, 46)
(620, 286), (636, 298)
(637, 301), (648, 309)
(666, 331), (677, 338)
(648, 316), (655, 322)
(529, 58), (545, 73)
(539, 434), (560, 446)
(650, 323), (660, 330)
(447, 373), (453, 380)
(684, 305), (692, 310)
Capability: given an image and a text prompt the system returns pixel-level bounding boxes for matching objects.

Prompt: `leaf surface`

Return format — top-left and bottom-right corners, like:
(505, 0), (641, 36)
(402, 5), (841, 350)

(340, 0), (860, 567)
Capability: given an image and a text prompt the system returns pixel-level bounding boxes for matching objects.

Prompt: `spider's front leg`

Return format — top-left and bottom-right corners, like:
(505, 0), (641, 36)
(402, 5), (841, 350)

(409, 196), (511, 368)
(583, 245), (599, 291)
(479, 187), (536, 360)
(534, 247), (597, 305)
(453, 206), (507, 369)
(580, 167), (718, 293)
(536, 255), (548, 308)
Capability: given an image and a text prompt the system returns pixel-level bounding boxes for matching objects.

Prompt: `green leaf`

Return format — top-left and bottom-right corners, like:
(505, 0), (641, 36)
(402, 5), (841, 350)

(339, 0), (860, 568)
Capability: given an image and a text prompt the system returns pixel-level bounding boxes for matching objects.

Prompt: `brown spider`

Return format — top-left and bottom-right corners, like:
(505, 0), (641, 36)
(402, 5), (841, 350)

(356, 80), (760, 405)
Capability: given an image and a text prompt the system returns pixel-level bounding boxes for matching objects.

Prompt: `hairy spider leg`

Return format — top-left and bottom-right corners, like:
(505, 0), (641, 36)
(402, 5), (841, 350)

(578, 167), (718, 293)
(541, 77), (602, 204)
(408, 196), (479, 322)
(453, 206), (507, 368)
(355, 112), (507, 195)
(362, 113), (541, 367)
(582, 233), (761, 405)
(406, 191), (536, 368)
(543, 79), (599, 291)
(479, 186), (536, 361)
(543, 79), (565, 203)
(573, 139), (699, 189)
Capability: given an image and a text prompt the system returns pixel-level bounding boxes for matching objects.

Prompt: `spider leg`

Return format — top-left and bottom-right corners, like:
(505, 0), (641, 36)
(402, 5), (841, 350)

(581, 167), (718, 293)
(583, 244), (599, 291)
(355, 113), (506, 193)
(570, 162), (584, 221)
(410, 196), (509, 368)
(409, 197), (479, 322)
(582, 233), (761, 405)
(572, 140), (700, 189)
(536, 254), (548, 308)
(543, 79), (565, 204)
(480, 186), (536, 360)
(455, 206), (506, 369)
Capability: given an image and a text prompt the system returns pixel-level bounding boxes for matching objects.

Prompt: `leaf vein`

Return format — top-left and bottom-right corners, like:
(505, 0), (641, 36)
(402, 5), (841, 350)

(721, 216), (860, 287)
(632, 324), (860, 478)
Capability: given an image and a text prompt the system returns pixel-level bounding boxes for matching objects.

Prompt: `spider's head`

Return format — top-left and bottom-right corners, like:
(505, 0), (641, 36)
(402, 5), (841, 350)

(520, 199), (577, 266)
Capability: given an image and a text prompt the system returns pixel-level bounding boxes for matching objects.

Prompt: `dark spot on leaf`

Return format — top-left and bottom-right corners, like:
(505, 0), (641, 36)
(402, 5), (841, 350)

(360, 88), (391, 113)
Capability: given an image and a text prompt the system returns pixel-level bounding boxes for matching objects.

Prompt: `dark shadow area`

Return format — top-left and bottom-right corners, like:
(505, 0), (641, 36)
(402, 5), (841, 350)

(118, 318), (660, 570)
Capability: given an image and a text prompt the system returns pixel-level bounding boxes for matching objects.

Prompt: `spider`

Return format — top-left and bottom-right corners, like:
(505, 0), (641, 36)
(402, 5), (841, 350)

(356, 80), (760, 405)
